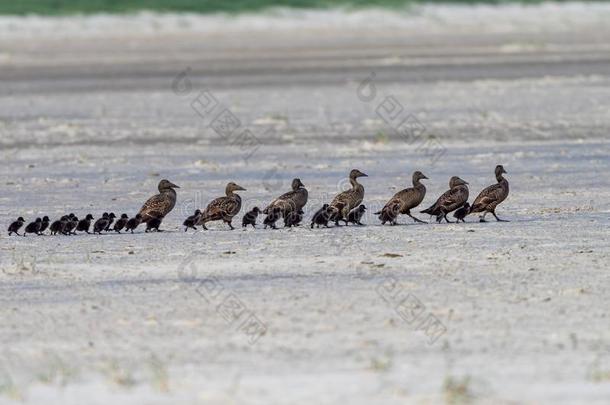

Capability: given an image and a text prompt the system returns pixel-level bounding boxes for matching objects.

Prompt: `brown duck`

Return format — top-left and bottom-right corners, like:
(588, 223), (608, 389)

(197, 182), (246, 230)
(376, 171), (428, 225)
(421, 176), (469, 223)
(138, 179), (180, 224)
(263, 178), (308, 217)
(330, 169), (368, 222)
(469, 165), (509, 222)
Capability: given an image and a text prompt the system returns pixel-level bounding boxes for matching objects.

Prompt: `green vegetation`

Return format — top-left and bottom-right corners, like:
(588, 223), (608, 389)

(0, 0), (567, 16)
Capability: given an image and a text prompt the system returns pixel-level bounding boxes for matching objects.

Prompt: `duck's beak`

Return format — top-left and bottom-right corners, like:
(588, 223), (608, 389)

(360, 172), (369, 177)
(170, 182), (180, 189)
(422, 174), (429, 179)
(236, 185), (246, 191)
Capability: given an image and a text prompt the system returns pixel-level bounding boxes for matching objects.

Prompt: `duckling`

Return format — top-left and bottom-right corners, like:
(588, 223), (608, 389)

(104, 213), (116, 232)
(198, 182), (246, 230)
(311, 204), (331, 228)
(329, 169), (368, 223)
(8, 217), (25, 236)
(377, 171), (428, 225)
(62, 213), (78, 235)
(469, 165), (510, 222)
(24, 218), (42, 236)
(242, 207), (260, 228)
(39, 216), (50, 234)
(328, 202), (346, 226)
(183, 209), (202, 232)
(77, 214), (95, 234)
(145, 216), (162, 232)
(138, 179), (180, 225)
(284, 209), (304, 227)
(50, 216), (68, 235)
(63, 214), (79, 235)
(421, 176), (469, 223)
(376, 202), (400, 226)
(346, 205), (367, 226)
(263, 178), (308, 218)
(125, 214), (142, 234)
(453, 202), (470, 223)
(113, 214), (129, 233)
(263, 207), (282, 229)
(93, 213), (109, 234)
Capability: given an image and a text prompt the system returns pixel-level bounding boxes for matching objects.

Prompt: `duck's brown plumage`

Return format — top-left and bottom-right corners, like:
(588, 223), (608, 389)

(330, 169), (368, 219)
(377, 171), (428, 224)
(421, 176), (469, 223)
(198, 182), (246, 230)
(138, 179), (180, 223)
(470, 165), (509, 221)
(263, 178), (308, 216)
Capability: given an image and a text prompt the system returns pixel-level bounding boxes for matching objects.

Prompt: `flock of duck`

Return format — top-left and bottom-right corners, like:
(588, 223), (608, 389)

(7, 165), (509, 236)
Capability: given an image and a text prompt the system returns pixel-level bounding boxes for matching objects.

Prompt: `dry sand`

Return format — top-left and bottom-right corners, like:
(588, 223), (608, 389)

(1, 4), (609, 404)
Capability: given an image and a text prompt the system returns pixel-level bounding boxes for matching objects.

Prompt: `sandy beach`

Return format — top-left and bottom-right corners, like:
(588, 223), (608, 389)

(1, 3), (610, 404)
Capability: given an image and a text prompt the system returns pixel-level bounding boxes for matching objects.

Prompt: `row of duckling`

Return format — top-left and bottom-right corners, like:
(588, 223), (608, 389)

(7, 213), (157, 236)
(7, 164), (509, 235)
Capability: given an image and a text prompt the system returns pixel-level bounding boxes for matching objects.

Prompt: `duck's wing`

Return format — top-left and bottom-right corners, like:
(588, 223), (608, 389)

(139, 193), (171, 221)
(202, 197), (241, 221)
(471, 183), (503, 211)
(439, 186), (468, 210)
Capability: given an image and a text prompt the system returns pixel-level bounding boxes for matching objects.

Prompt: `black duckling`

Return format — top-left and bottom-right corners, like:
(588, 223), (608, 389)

(145, 216), (162, 232)
(8, 217), (25, 236)
(104, 213), (116, 232)
(138, 179), (180, 224)
(113, 214), (129, 233)
(453, 202), (470, 223)
(24, 218), (42, 236)
(63, 213), (78, 235)
(39, 216), (50, 234)
(377, 171), (428, 225)
(76, 214), (94, 234)
(242, 207), (260, 228)
(311, 204), (331, 228)
(263, 207), (282, 229)
(70, 214), (79, 235)
(284, 209), (304, 227)
(183, 209), (202, 232)
(125, 214), (142, 234)
(263, 178), (308, 217)
(421, 176), (469, 223)
(198, 182), (246, 230)
(329, 169), (368, 223)
(93, 213), (110, 234)
(345, 204), (367, 226)
(50, 216), (68, 235)
(469, 165), (510, 222)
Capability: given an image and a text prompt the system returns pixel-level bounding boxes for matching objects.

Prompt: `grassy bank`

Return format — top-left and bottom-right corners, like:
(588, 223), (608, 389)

(0, 0), (567, 16)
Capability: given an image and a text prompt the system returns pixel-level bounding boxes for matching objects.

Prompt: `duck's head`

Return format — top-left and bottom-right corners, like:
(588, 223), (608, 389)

(495, 165), (507, 178)
(359, 205), (367, 212)
(413, 171), (428, 182)
(17, 217), (25, 222)
(349, 169), (368, 179)
(42, 216), (50, 222)
(291, 178), (305, 190)
(86, 214), (94, 220)
(449, 176), (468, 188)
(252, 207), (261, 214)
(159, 179), (180, 192)
(226, 182), (246, 194)
(121, 214), (129, 219)
(108, 213), (116, 219)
